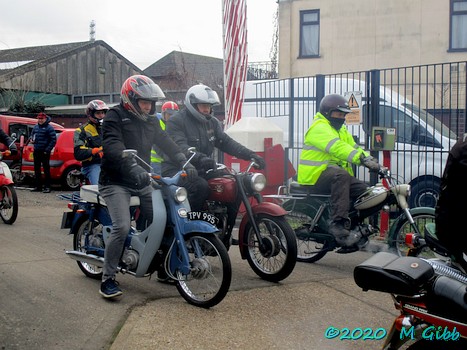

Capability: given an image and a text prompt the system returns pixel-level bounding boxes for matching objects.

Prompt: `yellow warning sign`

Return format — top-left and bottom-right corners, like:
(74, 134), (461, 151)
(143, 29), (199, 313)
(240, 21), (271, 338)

(348, 93), (359, 108)
(343, 91), (362, 125)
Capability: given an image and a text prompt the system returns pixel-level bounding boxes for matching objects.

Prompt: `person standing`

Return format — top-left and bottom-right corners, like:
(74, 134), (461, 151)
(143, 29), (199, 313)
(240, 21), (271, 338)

(98, 75), (196, 298)
(73, 100), (109, 184)
(297, 94), (379, 248)
(30, 112), (57, 193)
(150, 101), (179, 174)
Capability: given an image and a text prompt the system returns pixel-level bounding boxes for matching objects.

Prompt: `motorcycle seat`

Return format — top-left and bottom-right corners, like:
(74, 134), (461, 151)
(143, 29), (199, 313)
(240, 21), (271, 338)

(80, 185), (141, 207)
(289, 182), (331, 196)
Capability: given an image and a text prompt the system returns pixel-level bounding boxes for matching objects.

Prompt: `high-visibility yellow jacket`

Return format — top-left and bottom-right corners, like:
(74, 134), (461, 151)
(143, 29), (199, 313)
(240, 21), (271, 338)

(297, 112), (369, 185)
(150, 118), (166, 164)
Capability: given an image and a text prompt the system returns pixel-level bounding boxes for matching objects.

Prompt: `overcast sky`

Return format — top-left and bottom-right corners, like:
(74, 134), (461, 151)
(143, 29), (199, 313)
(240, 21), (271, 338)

(0, 0), (278, 70)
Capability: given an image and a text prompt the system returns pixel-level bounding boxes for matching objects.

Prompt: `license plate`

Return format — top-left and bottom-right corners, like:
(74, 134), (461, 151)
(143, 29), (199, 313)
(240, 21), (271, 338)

(187, 211), (219, 225)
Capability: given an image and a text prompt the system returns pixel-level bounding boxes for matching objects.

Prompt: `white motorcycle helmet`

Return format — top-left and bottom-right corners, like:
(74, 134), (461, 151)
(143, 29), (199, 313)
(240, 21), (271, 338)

(184, 84), (220, 122)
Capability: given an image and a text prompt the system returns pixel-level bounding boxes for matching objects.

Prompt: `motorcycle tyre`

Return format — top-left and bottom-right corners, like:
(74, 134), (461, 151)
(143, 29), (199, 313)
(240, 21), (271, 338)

(387, 210), (436, 257)
(176, 233), (231, 309)
(283, 200), (329, 263)
(72, 216), (104, 280)
(0, 184), (18, 224)
(243, 214), (297, 282)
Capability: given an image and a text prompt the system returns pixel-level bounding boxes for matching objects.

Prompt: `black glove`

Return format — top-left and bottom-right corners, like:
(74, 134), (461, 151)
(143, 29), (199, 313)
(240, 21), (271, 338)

(199, 156), (216, 171)
(129, 164), (150, 188)
(9, 147), (18, 156)
(250, 153), (266, 170)
(184, 163), (198, 180)
(360, 155), (380, 172)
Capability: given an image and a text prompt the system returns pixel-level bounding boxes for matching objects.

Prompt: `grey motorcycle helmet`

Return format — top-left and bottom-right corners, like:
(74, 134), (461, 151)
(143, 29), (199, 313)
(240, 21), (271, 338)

(185, 84), (221, 122)
(319, 94), (351, 118)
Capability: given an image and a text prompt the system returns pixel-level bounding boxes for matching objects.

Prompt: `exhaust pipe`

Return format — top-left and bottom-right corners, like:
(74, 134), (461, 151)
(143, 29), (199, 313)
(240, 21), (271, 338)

(66, 250), (104, 267)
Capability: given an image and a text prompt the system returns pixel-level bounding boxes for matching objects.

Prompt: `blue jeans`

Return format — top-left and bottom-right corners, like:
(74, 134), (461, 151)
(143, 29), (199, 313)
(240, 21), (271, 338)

(98, 184), (153, 282)
(81, 163), (101, 185)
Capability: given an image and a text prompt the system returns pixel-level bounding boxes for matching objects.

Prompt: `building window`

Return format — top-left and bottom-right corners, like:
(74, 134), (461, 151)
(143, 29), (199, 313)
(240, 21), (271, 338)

(450, 0), (467, 51)
(299, 10), (320, 58)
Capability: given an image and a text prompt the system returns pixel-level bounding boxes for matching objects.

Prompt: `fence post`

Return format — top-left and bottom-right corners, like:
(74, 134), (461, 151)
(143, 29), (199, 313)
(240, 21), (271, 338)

(316, 74), (325, 109)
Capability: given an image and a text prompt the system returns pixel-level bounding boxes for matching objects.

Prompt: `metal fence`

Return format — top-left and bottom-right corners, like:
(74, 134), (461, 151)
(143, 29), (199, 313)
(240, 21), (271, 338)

(247, 61), (467, 207)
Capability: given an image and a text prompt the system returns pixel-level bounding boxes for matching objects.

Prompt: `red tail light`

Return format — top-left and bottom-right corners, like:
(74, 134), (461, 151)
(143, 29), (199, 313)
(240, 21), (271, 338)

(405, 233), (415, 247)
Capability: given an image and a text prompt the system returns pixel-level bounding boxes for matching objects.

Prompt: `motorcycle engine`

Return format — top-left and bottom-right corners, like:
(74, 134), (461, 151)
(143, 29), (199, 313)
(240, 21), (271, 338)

(121, 248), (139, 270)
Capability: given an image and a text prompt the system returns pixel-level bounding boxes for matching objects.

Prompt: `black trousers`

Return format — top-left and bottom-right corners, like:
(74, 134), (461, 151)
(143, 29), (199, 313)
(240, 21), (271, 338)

(313, 166), (368, 222)
(33, 150), (51, 189)
(183, 176), (210, 212)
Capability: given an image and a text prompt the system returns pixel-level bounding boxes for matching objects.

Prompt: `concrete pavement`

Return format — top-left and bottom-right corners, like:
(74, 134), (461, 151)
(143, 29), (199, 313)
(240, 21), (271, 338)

(111, 250), (399, 350)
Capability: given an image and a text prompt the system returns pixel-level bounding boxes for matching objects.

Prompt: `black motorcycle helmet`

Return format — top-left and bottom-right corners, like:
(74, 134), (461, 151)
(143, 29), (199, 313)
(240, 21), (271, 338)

(319, 94), (351, 118)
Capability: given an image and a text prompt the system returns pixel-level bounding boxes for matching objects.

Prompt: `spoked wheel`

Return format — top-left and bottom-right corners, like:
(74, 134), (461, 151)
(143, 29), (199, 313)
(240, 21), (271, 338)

(0, 185), (18, 224)
(244, 214), (297, 282)
(73, 217), (104, 279)
(387, 211), (436, 258)
(283, 200), (330, 263)
(175, 233), (231, 308)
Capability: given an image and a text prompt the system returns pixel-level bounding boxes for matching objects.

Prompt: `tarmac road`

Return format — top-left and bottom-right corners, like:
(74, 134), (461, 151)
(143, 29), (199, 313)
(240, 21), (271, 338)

(1, 188), (402, 350)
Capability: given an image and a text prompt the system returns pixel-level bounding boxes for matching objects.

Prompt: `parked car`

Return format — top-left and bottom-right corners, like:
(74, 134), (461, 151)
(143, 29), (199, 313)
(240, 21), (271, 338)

(21, 128), (82, 190)
(0, 114), (65, 183)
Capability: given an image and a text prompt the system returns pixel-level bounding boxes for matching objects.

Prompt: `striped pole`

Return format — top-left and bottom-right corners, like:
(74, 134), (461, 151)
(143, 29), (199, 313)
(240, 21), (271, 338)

(222, 0), (248, 129)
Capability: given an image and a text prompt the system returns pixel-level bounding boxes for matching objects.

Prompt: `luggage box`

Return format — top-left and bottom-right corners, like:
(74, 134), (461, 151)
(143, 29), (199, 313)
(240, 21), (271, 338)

(354, 252), (434, 296)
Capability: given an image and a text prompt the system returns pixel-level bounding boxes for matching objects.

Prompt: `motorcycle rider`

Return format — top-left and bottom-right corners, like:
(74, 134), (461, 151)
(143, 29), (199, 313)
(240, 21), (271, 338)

(98, 75), (197, 299)
(163, 84), (266, 212)
(435, 134), (467, 271)
(150, 101), (179, 174)
(297, 93), (380, 248)
(73, 100), (109, 185)
(0, 126), (18, 155)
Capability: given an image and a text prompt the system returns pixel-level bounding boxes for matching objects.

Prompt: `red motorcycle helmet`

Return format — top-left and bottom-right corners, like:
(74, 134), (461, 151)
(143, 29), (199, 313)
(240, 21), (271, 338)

(161, 101), (179, 119)
(120, 75), (165, 121)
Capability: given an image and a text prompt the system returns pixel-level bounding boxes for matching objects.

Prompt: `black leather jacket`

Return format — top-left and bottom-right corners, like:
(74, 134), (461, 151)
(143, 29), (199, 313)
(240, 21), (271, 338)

(99, 104), (185, 188)
(162, 108), (254, 176)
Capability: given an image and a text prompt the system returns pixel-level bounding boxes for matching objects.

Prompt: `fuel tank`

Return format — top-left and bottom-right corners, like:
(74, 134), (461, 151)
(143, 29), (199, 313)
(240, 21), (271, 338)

(207, 177), (237, 203)
(354, 184), (388, 210)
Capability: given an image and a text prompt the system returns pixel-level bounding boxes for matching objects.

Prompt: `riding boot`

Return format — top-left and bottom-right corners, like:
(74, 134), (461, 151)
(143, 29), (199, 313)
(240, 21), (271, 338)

(329, 219), (361, 247)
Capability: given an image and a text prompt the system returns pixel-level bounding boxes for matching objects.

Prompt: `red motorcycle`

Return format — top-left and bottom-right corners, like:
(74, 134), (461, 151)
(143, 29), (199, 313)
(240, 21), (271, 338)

(0, 149), (18, 224)
(354, 251), (467, 349)
(202, 160), (297, 282)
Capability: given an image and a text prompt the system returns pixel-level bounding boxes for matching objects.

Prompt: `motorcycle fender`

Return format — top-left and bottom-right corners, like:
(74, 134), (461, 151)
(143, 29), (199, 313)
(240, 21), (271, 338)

(183, 220), (219, 235)
(387, 206), (435, 240)
(238, 202), (288, 258)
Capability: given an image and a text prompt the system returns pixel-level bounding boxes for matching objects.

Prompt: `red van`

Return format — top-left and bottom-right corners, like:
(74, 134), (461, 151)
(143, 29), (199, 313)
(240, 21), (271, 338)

(0, 114), (64, 183)
(21, 128), (82, 190)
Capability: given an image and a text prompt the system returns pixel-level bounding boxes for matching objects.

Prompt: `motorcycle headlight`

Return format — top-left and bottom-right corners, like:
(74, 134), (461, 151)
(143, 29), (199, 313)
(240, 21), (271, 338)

(174, 186), (188, 203)
(250, 173), (266, 192)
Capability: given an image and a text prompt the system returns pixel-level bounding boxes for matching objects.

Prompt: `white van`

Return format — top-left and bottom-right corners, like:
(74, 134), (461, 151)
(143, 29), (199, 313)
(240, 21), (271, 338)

(241, 77), (458, 208)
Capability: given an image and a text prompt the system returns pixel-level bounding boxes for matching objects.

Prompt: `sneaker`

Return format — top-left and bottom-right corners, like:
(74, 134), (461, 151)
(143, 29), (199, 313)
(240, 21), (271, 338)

(42, 188), (51, 193)
(99, 279), (122, 298)
(156, 268), (176, 285)
(30, 187), (42, 192)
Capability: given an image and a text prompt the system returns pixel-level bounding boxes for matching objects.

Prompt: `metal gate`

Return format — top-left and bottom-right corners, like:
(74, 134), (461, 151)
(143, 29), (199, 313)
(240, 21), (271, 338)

(245, 61), (467, 207)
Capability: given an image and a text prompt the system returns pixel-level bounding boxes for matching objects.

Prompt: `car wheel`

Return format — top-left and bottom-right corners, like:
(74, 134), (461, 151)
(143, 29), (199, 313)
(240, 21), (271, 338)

(408, 178), (440, 208)
(9, 162), (25, 184)
(62, 166), (82, 190)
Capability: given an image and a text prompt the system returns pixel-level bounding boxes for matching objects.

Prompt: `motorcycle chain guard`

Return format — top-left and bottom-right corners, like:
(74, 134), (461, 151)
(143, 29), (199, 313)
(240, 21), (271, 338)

(354, 252), (435, 295)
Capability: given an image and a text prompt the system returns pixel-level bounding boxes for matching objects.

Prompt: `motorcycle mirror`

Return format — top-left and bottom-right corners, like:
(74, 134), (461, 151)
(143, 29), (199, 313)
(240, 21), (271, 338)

(122, 149), (137, 158)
